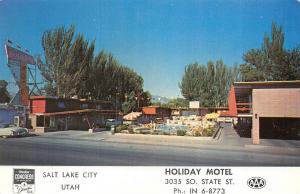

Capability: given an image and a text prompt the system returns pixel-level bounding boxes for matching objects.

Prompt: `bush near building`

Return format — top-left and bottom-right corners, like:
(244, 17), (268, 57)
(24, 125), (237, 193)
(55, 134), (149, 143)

(192, 125), (218, 137)
(176, 129), (187, 136)
(116, 125), (134, 134)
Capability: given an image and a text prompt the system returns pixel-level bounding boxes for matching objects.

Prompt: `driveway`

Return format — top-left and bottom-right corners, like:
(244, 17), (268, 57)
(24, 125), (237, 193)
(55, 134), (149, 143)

(218, 123), (300, 151)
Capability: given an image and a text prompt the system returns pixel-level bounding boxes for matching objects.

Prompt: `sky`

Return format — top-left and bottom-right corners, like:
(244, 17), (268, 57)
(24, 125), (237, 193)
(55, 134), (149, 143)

(0, 0), (300, 98)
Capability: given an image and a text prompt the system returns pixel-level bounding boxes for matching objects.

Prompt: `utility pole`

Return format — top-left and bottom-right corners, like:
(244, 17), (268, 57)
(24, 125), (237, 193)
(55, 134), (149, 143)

(136, 93), (140, 111)
(115, 93), (118, 120)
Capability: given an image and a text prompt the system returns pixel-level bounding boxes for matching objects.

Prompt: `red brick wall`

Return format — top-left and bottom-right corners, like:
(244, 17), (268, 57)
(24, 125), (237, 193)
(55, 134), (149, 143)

(30, 97), (113, 114)
(30, 99), (46, 113)
(142, 107), (157, 115)
(227, 85), (237, 117)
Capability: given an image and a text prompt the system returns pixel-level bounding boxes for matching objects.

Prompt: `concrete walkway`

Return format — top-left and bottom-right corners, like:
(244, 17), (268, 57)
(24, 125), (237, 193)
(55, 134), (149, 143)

(218, 123), (251, 146)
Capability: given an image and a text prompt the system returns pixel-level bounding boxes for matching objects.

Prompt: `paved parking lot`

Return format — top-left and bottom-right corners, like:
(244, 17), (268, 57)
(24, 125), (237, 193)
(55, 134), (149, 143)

(29, 124), (300, 155)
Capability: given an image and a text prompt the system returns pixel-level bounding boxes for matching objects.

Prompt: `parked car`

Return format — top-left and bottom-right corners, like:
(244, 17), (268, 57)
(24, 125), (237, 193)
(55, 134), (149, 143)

(0, 123), (29, 138)
(105, 119), (122, 127)
(225, 118), (234, 123)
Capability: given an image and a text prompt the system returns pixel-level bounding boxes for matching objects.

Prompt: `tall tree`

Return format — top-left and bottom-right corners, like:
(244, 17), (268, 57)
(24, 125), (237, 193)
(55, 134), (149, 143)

(37, 25), (148, 114)
(122, 91), (138, 114)
(37, 25), (75, 96)
(0, 80), (10, 103)
(89, 50), (145, 113)
(240, 23), (300, 81)
(37, 25), (95, 98)
(179, 60), (239, 107)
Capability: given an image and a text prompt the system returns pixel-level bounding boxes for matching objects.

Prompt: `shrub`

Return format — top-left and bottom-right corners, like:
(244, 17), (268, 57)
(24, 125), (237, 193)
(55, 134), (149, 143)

(194, 130), (201, 137)
(128, 126), (134, 134)
(202, 127), (214, 136)
(176, 129), (186, 136)
(163, 131), (170, 135)
(115, 125), (134, 133)
(192, 126), (202, 137)
(115, 125), (123, 133)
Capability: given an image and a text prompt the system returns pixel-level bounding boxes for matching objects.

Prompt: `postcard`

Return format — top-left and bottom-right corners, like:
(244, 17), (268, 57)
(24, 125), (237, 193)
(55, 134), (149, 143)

(0, 0), (299, 193)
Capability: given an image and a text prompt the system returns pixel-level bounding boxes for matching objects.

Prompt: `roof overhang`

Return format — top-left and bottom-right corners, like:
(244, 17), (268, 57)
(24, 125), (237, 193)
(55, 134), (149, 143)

(30, 109), (116, 116)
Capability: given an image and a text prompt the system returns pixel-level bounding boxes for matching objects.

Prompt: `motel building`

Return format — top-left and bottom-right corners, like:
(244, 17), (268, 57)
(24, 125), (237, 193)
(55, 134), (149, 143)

(141, 106), (171, 123)
(226, 81), (300, 144)
(29, 96), (117, 133)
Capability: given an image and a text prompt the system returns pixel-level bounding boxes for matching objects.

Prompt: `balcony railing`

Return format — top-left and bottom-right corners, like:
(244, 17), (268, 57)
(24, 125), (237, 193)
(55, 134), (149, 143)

(236, 102), (252, 114)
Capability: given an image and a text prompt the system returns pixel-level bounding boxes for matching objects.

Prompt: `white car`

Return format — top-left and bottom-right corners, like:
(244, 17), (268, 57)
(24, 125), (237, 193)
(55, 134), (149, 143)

(0, 123), (29, 138)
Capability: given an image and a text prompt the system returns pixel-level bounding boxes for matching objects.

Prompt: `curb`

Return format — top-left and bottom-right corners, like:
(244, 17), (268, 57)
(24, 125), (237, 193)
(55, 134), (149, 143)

(212, 126), (222, 140)
(114, 133), (212, 141)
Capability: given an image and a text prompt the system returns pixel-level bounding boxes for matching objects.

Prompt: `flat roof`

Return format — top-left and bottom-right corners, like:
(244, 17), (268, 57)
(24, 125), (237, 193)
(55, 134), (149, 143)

(143, 106), (160, 108)
(30, 96), (111, 103)
(234, 80), (300, 87)
(30, 96), (58, 100)
(31, 109), (116, 116)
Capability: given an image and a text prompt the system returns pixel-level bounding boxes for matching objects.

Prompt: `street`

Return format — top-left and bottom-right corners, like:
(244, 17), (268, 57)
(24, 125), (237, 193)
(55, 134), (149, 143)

(0, 133), (299, 166)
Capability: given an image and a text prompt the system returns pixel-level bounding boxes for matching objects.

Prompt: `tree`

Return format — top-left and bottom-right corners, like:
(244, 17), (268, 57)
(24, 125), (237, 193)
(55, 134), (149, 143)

(37, 25), (145, 106)
(88, 50), (145, 112)
(157, 98), (189, 109)
(37, 25), (95, 98)
(122, 91), (138, 114)
(240, 23), (300, 81)
(138, 91), (152, 108)
(121, 91), (151, 114)
(179, 60), (239, 107)
(37, 25), (75, 96)
(42, 82), (56, 96)
(0, 80), (10, 103)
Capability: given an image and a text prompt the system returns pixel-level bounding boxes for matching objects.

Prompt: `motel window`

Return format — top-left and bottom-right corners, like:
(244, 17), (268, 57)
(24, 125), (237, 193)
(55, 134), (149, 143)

(17, 106), (24, 112)
(36, 116), (44, 127)
(27, 118), (32, 129)
(50, 117), (55, 128)
(58, 102), (65, 109)
(44, 116), (50, 127)
(81, 104), (88, 109)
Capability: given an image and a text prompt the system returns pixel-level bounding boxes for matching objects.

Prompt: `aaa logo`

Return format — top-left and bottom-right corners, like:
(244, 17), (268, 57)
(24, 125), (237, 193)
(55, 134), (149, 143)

(247, 177), (266, 189)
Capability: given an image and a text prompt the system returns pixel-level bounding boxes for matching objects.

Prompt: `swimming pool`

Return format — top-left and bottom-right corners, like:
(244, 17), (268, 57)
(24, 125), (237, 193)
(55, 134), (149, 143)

(155, 124), (190, 134)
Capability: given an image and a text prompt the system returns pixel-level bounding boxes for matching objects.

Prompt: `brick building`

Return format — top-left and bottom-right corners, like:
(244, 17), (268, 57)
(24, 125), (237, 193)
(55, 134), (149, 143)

(226, 81), (300, 144)
(29, 96), (117, 133)
(142, 106), (171, 123)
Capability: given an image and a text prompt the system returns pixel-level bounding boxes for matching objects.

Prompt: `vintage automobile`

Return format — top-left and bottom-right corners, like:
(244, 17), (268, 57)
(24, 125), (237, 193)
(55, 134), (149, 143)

(0, 123), (29, 138)
(105, 119), (122, 127)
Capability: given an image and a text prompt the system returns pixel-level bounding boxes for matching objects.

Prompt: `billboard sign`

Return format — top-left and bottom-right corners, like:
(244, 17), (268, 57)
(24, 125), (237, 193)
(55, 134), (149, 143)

(5, 44), (35, 65)
(5, 44), (35, 106)
(189, 101), (200, 109)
